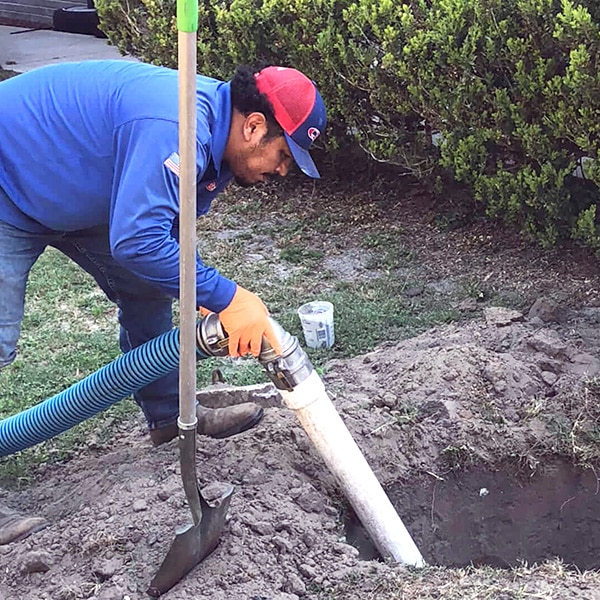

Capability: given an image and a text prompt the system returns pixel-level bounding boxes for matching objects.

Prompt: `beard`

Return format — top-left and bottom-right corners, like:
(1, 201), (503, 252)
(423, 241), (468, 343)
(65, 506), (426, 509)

(227, 151), (256, 188)
(233, 173), (255, 188)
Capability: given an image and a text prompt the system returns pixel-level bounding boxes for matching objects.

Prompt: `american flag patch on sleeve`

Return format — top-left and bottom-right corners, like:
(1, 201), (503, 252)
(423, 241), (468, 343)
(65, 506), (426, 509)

(164, 152), (180, 176)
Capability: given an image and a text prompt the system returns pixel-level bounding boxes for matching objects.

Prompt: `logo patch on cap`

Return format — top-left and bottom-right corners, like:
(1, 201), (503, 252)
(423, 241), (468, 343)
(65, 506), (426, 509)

(307, 127), (321, 142)
(255, 65), (327, 178)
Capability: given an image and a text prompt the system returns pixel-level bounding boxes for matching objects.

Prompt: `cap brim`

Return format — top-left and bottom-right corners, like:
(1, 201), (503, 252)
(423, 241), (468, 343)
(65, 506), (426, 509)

(284, 133), (320, 179)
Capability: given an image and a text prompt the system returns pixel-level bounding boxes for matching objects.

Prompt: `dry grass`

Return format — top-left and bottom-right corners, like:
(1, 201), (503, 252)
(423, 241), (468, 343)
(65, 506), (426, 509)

(326, 560), (600, 599)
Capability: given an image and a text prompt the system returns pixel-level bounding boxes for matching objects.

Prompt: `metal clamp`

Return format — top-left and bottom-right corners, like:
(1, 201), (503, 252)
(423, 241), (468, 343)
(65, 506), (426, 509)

(195, 314), (313, 391)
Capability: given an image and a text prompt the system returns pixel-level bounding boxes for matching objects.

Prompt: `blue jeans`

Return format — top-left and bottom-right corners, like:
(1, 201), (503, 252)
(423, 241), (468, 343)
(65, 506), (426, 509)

(0, 219), (179, 431)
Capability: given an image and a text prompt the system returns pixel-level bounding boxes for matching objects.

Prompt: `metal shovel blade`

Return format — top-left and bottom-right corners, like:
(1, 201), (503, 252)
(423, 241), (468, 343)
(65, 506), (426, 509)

(147, 484), (234, 597)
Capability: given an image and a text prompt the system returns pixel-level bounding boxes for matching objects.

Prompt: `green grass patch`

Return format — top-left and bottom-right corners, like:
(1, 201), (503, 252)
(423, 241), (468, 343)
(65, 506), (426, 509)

(280, 245), (324, 266)
(0, 249), (120, 416)
(199, 189), (463, 369)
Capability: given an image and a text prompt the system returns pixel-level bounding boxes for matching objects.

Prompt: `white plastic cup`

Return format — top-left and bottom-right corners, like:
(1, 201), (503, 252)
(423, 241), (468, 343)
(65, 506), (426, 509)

(297, 301), (335, 349)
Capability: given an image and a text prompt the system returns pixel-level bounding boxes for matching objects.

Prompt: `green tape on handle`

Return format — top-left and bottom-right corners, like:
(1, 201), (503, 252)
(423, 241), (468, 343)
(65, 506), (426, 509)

(177, 0), (198, 32)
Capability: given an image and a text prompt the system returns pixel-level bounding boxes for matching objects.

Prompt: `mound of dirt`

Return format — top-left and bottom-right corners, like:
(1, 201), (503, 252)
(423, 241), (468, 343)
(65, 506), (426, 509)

(324, 305), (600, 482)
(2, 304), (600, 599)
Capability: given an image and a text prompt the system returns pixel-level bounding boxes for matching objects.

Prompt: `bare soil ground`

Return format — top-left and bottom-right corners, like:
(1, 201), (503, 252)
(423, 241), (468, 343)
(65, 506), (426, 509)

(2, 175), (600, 599)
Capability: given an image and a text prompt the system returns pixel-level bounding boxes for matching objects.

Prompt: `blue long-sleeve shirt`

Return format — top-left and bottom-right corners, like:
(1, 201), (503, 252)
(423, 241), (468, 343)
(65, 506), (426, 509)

(0, 60), (236, 311)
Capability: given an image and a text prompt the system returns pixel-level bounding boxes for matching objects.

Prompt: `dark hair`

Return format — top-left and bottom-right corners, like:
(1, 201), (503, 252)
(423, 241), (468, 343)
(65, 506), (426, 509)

(230, 65), (283, 141)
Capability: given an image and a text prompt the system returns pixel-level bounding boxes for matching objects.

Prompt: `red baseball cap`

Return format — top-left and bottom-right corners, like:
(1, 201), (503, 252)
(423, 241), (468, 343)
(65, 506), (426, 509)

(255, 66), (327, 178)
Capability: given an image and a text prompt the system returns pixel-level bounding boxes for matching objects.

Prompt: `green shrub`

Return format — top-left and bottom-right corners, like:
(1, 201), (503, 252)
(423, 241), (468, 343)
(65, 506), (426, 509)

(95, 0), (176, 66)
(96, 0), (600, 250)
(346, 0), (600, 247)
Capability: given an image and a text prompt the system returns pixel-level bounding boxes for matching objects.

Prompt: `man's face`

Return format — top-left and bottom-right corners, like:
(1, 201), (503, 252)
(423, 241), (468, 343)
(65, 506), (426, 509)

(229, 133), (293, 188)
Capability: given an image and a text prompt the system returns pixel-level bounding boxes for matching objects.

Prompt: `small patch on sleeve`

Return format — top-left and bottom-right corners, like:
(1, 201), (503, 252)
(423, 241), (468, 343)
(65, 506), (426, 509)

(164, 152), (180, 176)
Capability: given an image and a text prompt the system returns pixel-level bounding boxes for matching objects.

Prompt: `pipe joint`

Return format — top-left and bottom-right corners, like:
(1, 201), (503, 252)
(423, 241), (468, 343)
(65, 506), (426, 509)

(195, 314), (313, 391)
(257, 319), (313, 391)
(196, 313), (229, 357)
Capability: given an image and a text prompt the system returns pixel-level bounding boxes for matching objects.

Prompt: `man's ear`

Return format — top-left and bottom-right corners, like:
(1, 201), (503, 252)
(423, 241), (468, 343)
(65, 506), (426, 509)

(243, 112), (268, 143)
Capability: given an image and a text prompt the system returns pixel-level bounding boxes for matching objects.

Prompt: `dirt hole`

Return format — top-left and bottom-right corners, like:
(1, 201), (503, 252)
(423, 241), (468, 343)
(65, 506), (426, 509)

(344, 458), (600, 569)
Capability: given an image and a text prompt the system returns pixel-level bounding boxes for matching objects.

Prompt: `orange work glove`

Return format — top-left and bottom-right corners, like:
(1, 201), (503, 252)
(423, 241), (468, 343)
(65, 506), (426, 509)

(217, 286), (282, 357)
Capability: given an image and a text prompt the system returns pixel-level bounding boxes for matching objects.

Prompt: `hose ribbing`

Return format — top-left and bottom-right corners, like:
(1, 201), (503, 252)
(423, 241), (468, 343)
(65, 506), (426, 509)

(0, 328), (204, 457)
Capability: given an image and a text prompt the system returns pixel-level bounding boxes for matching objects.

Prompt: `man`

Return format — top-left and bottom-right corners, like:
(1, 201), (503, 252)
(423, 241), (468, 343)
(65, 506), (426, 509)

(0, 60), (327, 542)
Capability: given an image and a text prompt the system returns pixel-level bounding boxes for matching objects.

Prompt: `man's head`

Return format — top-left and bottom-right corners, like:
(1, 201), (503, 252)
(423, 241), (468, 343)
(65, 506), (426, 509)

(225, 65), (327, 187)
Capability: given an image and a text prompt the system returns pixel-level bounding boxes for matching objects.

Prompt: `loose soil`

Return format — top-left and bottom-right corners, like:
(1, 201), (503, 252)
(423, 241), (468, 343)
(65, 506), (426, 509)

(2, 175), (600, 599)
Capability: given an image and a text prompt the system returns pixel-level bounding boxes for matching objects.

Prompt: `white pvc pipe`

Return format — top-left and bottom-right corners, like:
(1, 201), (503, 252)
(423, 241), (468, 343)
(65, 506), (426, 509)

(280, 370), (426, 567)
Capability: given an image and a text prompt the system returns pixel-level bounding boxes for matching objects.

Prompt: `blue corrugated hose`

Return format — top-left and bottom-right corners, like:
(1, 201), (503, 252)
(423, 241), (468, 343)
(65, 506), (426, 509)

(0, 328), (207, 457)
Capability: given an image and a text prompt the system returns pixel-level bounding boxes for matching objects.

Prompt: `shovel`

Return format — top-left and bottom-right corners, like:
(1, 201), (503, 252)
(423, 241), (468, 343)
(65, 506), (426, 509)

(147, 440), (233, 597)
(147, 2), (233, 595)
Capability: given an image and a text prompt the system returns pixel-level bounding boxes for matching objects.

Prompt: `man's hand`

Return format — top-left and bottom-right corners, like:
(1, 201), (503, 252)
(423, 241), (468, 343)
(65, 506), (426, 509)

(216, 286), (282, 357)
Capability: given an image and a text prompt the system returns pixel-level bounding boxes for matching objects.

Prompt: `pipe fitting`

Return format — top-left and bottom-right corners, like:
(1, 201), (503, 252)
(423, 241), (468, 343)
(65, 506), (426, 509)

(195, 314), (313, 391)
(196, 312), (229, 358)
(257, 319), (314, 391)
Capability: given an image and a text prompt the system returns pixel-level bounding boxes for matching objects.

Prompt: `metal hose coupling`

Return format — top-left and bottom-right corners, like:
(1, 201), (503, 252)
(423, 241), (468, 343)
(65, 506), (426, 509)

(196, 313), (313, 391)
